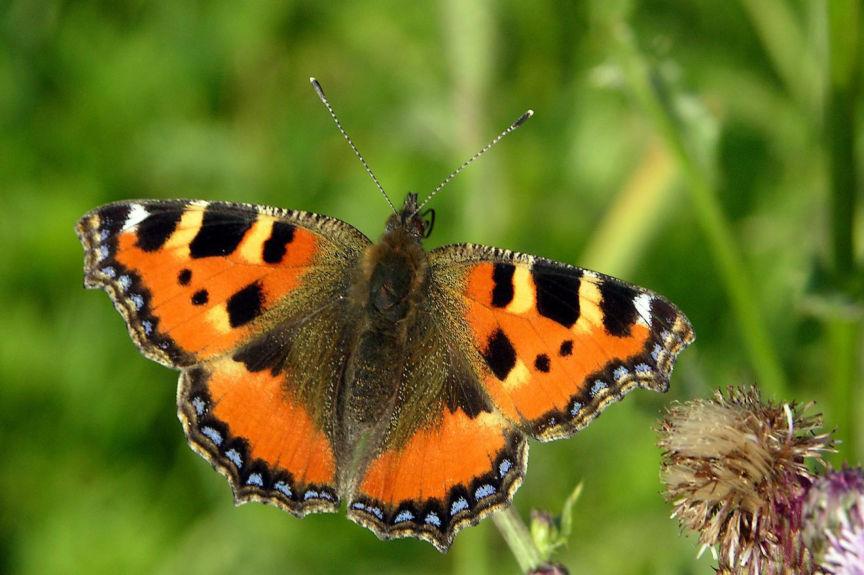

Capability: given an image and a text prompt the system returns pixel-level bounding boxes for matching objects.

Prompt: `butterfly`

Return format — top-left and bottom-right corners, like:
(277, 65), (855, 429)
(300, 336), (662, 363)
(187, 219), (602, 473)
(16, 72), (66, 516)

(76, 79), (694, 552)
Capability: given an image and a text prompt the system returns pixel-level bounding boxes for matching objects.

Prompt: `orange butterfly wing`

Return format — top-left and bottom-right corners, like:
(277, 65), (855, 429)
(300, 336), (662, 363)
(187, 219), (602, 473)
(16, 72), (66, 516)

(179, 358), (340, 514)
(78, 199), (369, 514)
(77, 200), (365, 366)
(434, 244), (694, 441)
(348, 406), (527, 551)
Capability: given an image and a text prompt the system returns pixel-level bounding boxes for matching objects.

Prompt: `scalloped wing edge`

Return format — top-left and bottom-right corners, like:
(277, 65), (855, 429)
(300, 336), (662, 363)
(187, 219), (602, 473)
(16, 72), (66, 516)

(346, 434), (528, 552)
(531, 310), (693, 442)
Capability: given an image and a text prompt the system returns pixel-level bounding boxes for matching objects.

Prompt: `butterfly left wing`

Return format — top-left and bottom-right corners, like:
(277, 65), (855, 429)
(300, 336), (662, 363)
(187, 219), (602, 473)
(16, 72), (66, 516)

(178, 311), (356, 516)
(76, 199), (367, 367)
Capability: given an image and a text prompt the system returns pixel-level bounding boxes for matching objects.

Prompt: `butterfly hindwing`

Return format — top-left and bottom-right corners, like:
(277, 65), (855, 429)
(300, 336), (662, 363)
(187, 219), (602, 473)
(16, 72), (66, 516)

(430, 243), (694, 441)
(348, 410), (527, 552)
(179, 356), (342, 515)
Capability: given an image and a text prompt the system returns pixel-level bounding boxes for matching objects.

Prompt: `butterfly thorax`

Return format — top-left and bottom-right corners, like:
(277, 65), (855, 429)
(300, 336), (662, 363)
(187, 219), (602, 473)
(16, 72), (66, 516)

(357, 227), (428, 326)
(351, 193), (430, 329)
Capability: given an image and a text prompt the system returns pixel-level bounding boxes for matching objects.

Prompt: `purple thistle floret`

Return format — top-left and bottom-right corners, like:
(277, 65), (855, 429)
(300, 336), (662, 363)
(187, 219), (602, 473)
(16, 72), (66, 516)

(823, 504), (864, 574)
(804, 468), (864, 574)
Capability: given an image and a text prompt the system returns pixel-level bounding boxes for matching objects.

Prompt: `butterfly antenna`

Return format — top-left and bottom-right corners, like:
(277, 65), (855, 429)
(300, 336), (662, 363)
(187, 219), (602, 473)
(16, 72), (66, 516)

(412, 109), (534, 216)
(310, 77), (397, 215)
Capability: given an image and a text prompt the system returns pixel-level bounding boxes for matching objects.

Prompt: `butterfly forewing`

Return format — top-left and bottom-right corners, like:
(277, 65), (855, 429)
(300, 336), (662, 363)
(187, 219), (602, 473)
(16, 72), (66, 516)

(430, 243), (694, 441)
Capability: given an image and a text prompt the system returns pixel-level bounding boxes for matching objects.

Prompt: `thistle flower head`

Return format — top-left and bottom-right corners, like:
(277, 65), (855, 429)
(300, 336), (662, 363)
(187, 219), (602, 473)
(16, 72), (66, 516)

(658, 386), (834, 574)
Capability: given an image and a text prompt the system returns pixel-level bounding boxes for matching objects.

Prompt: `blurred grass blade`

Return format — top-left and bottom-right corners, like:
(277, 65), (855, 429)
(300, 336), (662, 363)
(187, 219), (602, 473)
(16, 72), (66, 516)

(827, 319), (860, 460)
(737, 0), (822, 112)
(443, 0), (505, 239)
(826, 0), (860, 282)
(607, 21), (788, 398)
(580, 141), (678, 277)
(825, 0), (861, 460)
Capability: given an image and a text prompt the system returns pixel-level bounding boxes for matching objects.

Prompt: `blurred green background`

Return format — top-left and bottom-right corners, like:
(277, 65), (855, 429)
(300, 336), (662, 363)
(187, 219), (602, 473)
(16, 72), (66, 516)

(2, 0), (862, 573)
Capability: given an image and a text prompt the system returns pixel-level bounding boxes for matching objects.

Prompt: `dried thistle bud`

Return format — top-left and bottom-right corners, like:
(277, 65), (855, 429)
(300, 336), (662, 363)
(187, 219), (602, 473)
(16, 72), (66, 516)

(804, 467), (864, 574)
(658, 386), (834, 574)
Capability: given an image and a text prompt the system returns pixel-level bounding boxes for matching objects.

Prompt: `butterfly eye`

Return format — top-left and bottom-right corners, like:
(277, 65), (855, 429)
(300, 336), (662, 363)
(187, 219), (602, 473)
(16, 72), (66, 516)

(420, 208), (435, 238)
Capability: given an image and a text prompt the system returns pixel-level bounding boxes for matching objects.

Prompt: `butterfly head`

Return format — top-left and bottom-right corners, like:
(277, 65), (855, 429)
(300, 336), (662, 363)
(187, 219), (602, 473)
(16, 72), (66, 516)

(386, 193), (435, 240)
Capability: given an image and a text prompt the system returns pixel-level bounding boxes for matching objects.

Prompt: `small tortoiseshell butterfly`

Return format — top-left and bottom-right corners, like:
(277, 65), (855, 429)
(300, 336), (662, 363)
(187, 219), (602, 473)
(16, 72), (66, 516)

(77, 79), (694, 552)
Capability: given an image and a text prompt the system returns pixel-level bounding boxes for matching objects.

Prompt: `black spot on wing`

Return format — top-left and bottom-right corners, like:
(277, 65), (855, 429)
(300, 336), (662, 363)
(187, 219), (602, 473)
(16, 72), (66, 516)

(184, 366), (210, 398)
(534, 354), (550, 373)
(650, 296), (678, 329)
(136, 211), (182, 252)
(531, 263), (581, 328)
(559, 340), (573, 356)
(598, 281), (638, 337)
(189, 208), (255, 258)
(178, 268), (192, 285)
(443, 372), (492, 418)
(192, 289), (209, 306)
(226, 282), (264, 328)
(483, 329), (517, 381)
(490, 263), (515, 308)
(262, 221), (296, 264)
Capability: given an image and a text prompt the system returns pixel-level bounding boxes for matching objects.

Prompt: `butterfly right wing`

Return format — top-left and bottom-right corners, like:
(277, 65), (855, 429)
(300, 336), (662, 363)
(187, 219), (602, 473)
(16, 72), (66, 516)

(345, 299), (528, 551)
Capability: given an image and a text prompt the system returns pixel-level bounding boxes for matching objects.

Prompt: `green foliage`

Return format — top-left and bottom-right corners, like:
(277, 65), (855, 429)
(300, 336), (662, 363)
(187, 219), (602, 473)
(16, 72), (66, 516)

(0, 0), (860, 573)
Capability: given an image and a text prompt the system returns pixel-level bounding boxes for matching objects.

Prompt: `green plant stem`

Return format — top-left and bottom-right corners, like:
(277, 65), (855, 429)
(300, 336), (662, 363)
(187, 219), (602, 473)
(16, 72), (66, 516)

(825, 0), (861, 461)
(828, 319), (860, 460)
(610, 23), (788, 398)
(492, 507), (544, 573)
(826, 0), (859, 284)
(581, 141), (678, 278)
(443, 0), (502, 240)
